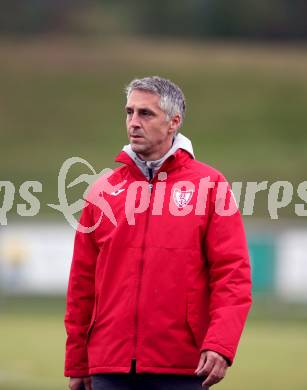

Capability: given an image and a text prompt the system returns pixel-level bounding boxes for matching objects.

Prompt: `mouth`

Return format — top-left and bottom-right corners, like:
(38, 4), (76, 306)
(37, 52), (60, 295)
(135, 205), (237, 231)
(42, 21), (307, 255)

(130, 135), (144, 140)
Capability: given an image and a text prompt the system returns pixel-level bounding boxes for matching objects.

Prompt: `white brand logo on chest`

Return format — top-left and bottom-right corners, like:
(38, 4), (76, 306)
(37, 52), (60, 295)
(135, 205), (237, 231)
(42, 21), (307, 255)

(111, 188), (126, 196)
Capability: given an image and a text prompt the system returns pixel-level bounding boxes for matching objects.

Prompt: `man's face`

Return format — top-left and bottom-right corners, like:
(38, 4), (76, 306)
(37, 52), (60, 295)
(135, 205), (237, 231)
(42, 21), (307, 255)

(125, 90), (178, 160)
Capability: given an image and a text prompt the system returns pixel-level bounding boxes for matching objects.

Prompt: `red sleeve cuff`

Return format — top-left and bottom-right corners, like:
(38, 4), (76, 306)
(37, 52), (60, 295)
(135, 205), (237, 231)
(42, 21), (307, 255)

(200, 342), (234, 366)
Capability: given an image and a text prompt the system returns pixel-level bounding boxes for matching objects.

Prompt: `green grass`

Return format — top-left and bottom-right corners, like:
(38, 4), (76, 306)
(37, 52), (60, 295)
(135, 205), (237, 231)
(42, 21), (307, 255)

(1, 38), (307, 219)
(219, 321), (307, 390)
(0, 309), (66, 389)
(0, 296), (306, 389)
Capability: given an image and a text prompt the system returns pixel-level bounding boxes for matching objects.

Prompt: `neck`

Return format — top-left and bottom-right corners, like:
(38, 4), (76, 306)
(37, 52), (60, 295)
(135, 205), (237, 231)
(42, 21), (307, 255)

(137, 137), (175, 161)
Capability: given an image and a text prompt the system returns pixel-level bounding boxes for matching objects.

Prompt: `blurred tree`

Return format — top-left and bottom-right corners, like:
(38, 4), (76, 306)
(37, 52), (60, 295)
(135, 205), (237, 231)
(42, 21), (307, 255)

(0, 0), (307, 39)
(0, 0), (86, 35)
(130, 0), (307, 40)
(202, 0), (307, 39)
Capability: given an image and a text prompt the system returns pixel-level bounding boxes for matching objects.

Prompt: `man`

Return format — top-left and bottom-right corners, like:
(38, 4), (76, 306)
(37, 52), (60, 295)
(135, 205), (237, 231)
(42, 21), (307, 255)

(65, 76), (252, 390)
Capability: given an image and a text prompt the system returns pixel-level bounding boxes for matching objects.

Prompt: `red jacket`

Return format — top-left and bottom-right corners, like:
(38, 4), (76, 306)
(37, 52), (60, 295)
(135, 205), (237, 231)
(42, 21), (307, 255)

(64, 148), (252, 377)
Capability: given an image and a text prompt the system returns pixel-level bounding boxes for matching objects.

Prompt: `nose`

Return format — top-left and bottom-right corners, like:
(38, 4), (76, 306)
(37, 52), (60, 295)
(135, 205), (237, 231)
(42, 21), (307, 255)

(128, 112), (141, 129)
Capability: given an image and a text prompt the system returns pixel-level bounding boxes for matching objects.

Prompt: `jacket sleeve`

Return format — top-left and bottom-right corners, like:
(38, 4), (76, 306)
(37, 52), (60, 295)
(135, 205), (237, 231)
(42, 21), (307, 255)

(201, 175), (252, 365)
(64, 202), (99, 377)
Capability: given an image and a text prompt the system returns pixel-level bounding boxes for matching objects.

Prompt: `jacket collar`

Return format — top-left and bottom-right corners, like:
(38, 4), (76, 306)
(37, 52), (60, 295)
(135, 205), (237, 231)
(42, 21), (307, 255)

(115, 133), (195, 179)
(115, 148), (193, 179)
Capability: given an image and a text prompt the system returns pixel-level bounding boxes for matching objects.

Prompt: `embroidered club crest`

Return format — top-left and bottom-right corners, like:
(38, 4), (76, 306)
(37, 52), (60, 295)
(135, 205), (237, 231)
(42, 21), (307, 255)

(173, 188), (193, 208)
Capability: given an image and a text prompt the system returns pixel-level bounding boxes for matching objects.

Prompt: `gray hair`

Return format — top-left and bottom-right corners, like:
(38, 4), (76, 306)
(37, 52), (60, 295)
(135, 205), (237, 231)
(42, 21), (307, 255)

(125, 76), (186, 128)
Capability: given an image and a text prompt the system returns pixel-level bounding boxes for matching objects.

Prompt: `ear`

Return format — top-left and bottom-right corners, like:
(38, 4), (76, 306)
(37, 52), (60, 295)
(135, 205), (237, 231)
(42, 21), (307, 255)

(168, 114), (181, 134)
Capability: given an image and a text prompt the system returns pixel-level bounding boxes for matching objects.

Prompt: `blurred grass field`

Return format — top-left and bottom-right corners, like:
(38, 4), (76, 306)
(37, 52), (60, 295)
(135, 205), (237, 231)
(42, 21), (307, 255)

(1, 38), (307, 218)
(0, 296), (306, 390)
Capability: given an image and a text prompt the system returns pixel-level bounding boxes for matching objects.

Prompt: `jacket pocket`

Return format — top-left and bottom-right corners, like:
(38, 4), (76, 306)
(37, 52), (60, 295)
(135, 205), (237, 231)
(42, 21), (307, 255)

(86, 294), (99, 344)
(186, 291), (203, 349)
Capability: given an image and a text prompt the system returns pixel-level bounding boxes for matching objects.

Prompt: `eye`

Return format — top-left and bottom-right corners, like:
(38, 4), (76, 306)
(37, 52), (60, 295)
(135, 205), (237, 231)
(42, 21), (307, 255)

(126, 108), (133, 115)
(140, 109), (152, 117)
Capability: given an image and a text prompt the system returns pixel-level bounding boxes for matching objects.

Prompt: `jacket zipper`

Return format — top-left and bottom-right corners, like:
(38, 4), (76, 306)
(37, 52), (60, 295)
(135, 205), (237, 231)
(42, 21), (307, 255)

(132, 174), (154, 363)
